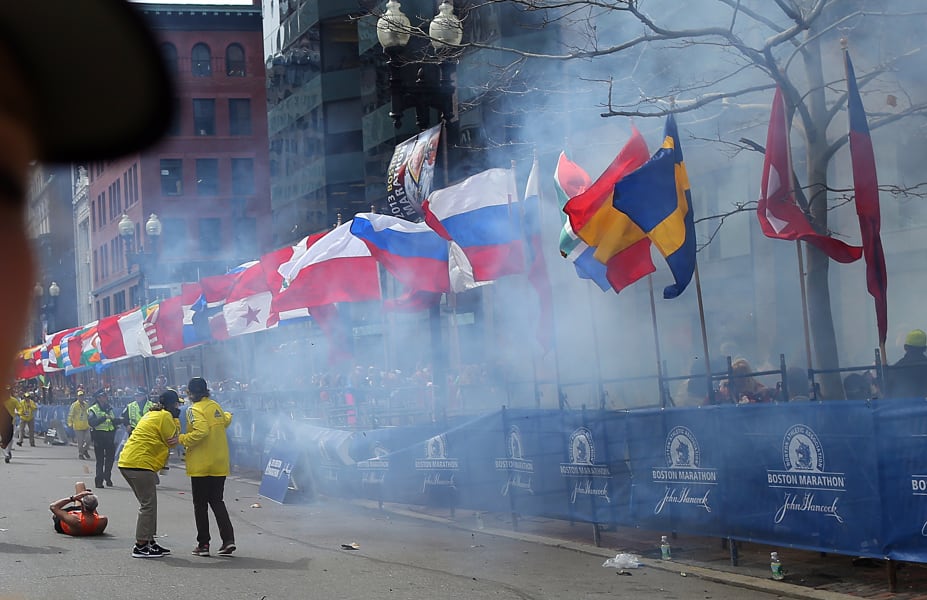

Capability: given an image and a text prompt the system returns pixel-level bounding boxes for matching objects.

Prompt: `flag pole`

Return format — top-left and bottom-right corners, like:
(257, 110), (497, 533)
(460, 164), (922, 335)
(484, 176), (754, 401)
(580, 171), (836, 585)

(693, 261), (715, 404)
(647, 274), (667, 408)
(795, 241), (814, 374)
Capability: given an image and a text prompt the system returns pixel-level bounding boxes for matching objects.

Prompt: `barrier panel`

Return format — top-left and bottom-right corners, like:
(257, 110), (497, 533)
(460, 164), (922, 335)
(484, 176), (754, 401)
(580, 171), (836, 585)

(238, 399), (927, 562)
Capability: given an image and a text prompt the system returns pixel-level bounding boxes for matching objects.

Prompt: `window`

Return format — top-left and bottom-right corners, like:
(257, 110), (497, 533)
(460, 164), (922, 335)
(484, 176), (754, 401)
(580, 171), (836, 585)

(196, 158), (219, 195)
(198, 218), (222, 254)
(160, 218), (186, 258)
(228, 99), (251, 135)
(129, 285), (139, 308)
(166, 98), (181, 136)
(192, 43), (212, 76)
(102, 296), (111, 318)
(92, 249), (98, 282)
(160, 43), (178, 75)
(233, 216), (257, 257)
(91, 201), (96, 233)
(231, 158), (254, 195)
(160, 158), (183, 196)
(193, 99), (215, 135)
(113, 291), (126, 314)
(225, 43), (246, 76)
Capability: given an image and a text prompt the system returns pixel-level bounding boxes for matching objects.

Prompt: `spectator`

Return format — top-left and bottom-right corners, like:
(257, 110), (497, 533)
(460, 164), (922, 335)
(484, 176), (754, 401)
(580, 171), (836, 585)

(784, 367), (812, 401)
(843, 373), (872, 401)
(718, 359), (771, 404)
(887, 329), (927, 398)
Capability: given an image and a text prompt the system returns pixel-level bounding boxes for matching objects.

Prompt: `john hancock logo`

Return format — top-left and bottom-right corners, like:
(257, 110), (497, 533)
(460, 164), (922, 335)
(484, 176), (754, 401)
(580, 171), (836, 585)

(652, 426), (716, 515)
(559, 427), (611, 504)
(767, 424), (846, 524)
(495, 425), (534, 496)
(357, 441), (390, 485)
(415, 434), (460, 492)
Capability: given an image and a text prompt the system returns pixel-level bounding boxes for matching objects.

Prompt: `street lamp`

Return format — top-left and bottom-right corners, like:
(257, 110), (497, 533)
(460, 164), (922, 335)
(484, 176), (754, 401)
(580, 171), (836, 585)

(34, 281), (60, 343)
(119, 213), (162, 307)
(376, 0), (462, 140)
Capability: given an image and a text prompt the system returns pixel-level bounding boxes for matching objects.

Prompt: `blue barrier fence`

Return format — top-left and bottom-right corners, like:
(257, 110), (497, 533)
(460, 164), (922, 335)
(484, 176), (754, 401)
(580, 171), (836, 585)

(244, 399), (927, 563)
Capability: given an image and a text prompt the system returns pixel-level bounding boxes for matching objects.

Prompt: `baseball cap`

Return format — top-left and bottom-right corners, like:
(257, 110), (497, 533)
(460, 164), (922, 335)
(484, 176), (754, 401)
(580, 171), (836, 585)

(0, 1), (174, 162)
(134, 386), (148, 397)
(81, 494), (99, 512)
(159, 389), (182, 406)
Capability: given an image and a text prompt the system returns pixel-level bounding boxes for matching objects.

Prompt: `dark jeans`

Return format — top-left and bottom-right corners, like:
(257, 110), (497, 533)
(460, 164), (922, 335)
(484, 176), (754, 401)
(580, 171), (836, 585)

(191, 476), (234, 546)
(91, 430), (116, 485)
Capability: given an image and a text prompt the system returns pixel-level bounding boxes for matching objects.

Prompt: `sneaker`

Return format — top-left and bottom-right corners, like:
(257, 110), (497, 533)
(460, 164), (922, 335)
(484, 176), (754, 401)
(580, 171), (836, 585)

(217, 542), (236, 556)
(4, 455), (9, 464)
(149, 542), (171, 555)
(104, 479), (114, 487)
(132, 543), (165, 558)
(191, 544), (210, 556)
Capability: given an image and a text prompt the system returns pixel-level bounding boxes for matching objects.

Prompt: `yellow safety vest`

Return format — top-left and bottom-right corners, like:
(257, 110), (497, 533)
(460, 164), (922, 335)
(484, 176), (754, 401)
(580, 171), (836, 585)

(88, 404), (115, 432)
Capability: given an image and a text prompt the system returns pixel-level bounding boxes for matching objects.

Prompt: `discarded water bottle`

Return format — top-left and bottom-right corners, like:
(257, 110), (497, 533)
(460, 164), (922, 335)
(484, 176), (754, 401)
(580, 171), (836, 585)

(770, 552), (784, 580)
(660, 535), (671, 560)
(475, 512), (485, 530)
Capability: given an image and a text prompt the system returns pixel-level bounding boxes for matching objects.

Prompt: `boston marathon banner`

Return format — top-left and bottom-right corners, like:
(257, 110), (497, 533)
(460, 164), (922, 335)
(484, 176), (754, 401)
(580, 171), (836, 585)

(385, 124), (441, 221)
(237, 400), (927, 563)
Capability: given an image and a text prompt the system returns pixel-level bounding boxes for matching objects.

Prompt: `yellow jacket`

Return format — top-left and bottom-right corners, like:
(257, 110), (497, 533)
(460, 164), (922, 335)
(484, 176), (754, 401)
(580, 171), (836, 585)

(67, 400), (90, 431)
(4, 397), (17, 418)
(179, 397), (232, 477)
(118, 409), (178, 472)
(16, 398), (36, 421)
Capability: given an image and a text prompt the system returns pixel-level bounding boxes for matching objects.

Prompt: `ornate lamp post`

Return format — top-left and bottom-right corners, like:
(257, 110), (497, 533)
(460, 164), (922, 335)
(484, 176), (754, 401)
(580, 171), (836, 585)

(34, 281), (60, 343)
(118, 213), (162, 307)
(376, 0), (463, 143)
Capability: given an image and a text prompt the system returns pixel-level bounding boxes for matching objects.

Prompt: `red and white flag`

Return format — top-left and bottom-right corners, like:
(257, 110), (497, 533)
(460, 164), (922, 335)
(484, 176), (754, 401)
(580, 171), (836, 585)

(272, 221), (381, 316)
(758, 87), (863, 264)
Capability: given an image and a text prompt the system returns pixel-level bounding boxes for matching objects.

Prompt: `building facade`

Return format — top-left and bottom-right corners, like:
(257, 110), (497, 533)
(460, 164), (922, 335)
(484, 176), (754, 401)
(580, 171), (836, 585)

(88, 2), (272, 320)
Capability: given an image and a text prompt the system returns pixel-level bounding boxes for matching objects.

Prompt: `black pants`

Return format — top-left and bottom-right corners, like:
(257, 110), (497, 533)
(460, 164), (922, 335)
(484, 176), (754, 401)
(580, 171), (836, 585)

(91, 430), (116, 485)
(191, 476), (234, 546)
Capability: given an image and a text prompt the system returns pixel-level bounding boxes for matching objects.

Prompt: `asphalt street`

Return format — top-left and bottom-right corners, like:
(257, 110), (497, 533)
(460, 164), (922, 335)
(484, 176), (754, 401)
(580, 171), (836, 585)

(1, 442), (787, 599)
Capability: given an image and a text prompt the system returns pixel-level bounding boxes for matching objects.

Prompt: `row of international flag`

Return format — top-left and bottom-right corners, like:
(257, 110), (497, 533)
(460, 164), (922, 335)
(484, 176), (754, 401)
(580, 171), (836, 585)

(15, 47), (886, 379)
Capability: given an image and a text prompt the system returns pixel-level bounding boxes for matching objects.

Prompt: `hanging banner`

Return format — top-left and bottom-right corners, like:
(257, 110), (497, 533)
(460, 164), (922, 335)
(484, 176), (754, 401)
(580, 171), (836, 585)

(385, 124), (442, 221)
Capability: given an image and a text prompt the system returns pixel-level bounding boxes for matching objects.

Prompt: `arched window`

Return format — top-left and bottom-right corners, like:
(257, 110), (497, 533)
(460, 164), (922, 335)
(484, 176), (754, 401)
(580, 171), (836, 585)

(160, 43), (178, 75)
(226, 43), (246, 77)
(191, 43), (212, 77)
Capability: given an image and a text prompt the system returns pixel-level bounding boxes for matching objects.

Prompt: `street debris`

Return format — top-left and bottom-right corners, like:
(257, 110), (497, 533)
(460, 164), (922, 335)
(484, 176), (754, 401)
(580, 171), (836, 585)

(251, 503), (262, 508)
(341, 542), (360, 550)
(603, 553), (642, 569)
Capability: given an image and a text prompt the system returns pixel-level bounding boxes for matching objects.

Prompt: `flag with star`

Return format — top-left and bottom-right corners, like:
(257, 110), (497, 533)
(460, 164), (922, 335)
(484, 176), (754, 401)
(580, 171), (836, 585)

(223, 260), (274, 337)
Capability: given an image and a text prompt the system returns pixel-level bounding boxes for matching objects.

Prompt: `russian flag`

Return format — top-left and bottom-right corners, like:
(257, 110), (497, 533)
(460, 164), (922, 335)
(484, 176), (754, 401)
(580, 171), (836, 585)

(422, 167), (525, 282)
(350, 212), (450, 294)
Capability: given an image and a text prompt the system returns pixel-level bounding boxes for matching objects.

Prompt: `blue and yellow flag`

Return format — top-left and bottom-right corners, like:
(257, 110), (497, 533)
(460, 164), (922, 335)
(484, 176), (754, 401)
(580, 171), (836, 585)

(612, 114), (696, 299)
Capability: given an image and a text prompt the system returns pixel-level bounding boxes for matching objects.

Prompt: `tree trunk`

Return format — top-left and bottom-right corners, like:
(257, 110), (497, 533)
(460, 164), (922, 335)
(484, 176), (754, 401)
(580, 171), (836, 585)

(801, 33), (844, 400)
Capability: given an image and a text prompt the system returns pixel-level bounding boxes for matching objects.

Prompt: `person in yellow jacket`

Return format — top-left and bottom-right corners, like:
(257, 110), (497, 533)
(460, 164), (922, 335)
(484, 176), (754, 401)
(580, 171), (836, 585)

(180, 377), (235, 557)
(118, 389), (181, 558)
(68, 390), (91, 459)
(16, 391), (37, 447)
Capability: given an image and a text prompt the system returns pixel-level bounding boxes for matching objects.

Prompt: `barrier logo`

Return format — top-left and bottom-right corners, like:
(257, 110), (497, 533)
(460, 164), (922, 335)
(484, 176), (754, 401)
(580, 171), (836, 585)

(560, 427), (612, 504)
(652, 426), (716, 515)
(263, 457), (293, 481)
(768, 424), (845, 524)
(495, 425), (535, 496)
(415, 434), (459, 491)
(357, 441), (390, 485)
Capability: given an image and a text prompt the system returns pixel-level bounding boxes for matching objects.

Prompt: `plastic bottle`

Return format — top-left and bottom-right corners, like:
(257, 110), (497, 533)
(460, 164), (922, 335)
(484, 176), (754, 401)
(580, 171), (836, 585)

(770, 552), (784, 580)
(660, 535), (671, 560)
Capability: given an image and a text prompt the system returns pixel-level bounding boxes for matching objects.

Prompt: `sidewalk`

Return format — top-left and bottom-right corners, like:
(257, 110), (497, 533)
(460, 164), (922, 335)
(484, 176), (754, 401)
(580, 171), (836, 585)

(349, 499), (927, 600)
